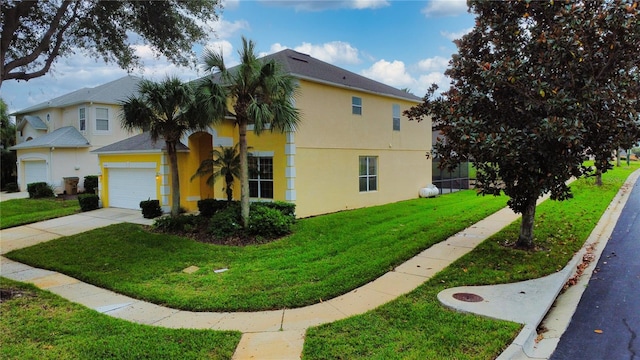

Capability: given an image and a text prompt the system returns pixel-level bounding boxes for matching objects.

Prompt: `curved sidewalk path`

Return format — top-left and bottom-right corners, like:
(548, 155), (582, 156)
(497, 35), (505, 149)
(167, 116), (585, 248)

(1, 171), (637, 360)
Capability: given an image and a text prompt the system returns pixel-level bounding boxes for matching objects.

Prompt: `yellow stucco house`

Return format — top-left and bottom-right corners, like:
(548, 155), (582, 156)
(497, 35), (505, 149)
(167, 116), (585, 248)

(93, 50), (432, 218)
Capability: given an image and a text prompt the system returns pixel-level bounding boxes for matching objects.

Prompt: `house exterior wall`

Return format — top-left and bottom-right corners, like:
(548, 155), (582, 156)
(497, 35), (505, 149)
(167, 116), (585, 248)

(291, 80), (431, 217)
(14, 103), (142, 192)
(16, 147), (92, 193)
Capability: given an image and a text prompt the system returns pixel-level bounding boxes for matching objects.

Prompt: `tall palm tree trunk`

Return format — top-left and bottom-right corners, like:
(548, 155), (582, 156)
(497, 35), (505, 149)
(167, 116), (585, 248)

(239, 122), (250, 227)
(167, 141), (181, 217)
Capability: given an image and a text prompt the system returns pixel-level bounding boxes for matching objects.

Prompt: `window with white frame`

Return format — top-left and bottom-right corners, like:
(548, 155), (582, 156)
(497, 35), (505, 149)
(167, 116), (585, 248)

(249, 156), (274, 198)
(352, 96), (362, 115)
(392, 104), (400, 131)
(359, 156), (377, 192)
(95, 107), (109, 131)
(79, 108), (86, 131)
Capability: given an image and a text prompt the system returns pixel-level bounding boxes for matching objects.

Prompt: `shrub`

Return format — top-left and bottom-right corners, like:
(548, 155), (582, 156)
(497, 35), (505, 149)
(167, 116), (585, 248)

(248, 205), (293, 239)
(27, 182), (54, 198)
(153, 214), (201, 233)
(83, 175), (98, 194)
(208, 204), (242, 238)
(4, 182), (19, 193)
(139, 199), (163, 219)
(251, 201), (296, 219)
(78, 194), (99, 212)
(198, 199), (235, 217)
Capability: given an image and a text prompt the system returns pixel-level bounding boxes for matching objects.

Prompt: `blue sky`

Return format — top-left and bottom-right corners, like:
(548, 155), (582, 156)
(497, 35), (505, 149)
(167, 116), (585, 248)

(1, 0), (475, 115)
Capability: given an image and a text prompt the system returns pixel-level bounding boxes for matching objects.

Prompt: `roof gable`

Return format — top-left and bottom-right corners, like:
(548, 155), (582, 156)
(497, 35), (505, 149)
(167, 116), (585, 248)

(10, 126), (90, 150)
(17, 115), (48, 131)
(92, 132), (189, 153)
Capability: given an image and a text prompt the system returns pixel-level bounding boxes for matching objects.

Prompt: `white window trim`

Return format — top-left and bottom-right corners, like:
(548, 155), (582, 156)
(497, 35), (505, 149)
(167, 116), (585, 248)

(79, 107), (86, 133)
(94, 107), (111, 134)
(392, 104), (401, 131)
(352, 96), (362, 115)
(359, 156), (378, 192)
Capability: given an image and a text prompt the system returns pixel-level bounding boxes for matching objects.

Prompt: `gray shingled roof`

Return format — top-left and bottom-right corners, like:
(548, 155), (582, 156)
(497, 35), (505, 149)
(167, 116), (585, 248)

(92, 132), (189, 153)
(266, 50), (421, 101)
(206, 49), (421, 102)
(9, 126), (90, 150)
(17, 115), (48, 131)
(13, 75), (142, 115)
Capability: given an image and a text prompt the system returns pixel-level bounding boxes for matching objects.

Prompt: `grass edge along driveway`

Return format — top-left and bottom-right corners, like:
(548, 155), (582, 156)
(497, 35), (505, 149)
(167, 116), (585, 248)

(0, 198), (80, 229)
(303, 164), (639, 359)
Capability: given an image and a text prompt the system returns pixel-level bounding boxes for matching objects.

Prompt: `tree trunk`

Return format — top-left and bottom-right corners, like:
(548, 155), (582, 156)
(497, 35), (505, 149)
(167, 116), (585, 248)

(167, 141), (181, 217)
(595, 167), (603, 186)
(225, 173), (233, 202)
(239, 121), (250, 228)
(516, 198), (537, 249)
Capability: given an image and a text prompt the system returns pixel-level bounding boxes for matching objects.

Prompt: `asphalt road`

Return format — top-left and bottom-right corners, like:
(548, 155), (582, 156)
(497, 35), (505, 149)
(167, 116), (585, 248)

(551, 175), (640, 360)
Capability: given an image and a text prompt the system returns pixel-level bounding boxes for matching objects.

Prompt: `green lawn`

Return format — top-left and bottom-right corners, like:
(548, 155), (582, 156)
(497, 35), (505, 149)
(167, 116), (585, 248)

(6, 190), (508, 312)
(0, 278), (241, 360)
(303, 163), (639, 359)
(0, 198), (80, 229)
(3, 163), (637, 359)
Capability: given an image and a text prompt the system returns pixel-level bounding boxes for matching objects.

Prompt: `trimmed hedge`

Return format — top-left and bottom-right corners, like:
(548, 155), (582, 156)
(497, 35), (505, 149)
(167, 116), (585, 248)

(84, 175), (98, 194)
(27, 182), (54, 198)
(197, 199), (234, 217)
(78, 194), (99, 212)
(140, 199), (163, 219)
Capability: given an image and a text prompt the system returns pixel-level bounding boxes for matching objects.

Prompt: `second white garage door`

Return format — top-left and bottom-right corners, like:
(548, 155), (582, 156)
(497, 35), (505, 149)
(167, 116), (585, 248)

(24, 160), (48, 186)
(108, 167), (157, 209)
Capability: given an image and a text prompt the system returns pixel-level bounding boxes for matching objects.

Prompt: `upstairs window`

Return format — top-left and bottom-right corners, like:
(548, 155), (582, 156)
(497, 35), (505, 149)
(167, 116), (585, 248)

(352, 96), (362, 115)
(95, 108), (109, 131)
(359, 156), (378, 192)
(392, 104), (400, 131)
(249, 156), (274, 199)
(79, 108), (86, 131)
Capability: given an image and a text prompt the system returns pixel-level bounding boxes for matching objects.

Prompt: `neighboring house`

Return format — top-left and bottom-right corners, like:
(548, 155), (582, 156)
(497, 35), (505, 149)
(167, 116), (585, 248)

(93, 50), (433, 218)
(10, 76), (143, 193)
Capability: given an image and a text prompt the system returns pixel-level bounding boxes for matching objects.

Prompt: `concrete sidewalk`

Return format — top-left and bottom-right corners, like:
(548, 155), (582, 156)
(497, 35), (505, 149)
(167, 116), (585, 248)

(1, 170), (637, 360)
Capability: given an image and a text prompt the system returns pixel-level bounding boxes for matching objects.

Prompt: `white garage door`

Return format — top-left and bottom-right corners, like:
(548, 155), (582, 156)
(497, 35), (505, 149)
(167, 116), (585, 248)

(24, 160), (47, 185)
(108, 168), (157, 209)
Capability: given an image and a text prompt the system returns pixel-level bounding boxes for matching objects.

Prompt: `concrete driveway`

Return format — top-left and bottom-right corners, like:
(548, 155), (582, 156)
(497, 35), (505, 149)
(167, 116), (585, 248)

(0, 208), (153, 255)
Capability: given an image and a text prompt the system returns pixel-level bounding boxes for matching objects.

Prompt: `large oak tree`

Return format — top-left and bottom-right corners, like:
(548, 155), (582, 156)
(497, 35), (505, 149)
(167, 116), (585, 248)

(1, 0), (221, 88)
(406, 0), (640, 249)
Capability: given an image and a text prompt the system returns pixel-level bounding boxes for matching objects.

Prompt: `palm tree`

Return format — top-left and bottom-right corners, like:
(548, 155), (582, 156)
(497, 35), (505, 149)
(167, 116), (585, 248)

(120, 77), (217, 217)
(190, 144), (242, 202)
(198, 37), (301, 227)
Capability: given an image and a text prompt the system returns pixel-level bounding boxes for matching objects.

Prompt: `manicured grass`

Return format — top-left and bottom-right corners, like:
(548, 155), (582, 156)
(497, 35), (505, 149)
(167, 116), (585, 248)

(0, 278), (241, 360)
(6, 190), (508, 312)
(0, 198), (80, 229)
(302, 163), (639, 359)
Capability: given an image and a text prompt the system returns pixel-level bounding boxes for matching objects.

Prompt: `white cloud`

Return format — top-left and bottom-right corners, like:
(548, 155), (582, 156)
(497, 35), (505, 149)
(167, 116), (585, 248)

(361, 59), (414, 89)
(417, 56), (450, 72)
(421, 0), (468, 17)
(416, 72), (450, 96)
(222, 0), (240, 10)
(440, 27), (473, 41)
(210, 17), (250, 40)
(261, 0), (389, 11)
(265, 41), (361, 65)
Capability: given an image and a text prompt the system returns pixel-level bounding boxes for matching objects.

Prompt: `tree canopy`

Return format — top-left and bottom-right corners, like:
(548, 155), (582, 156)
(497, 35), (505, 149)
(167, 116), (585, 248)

(1, 0), (221, 87)
(406, 0), (640, 248)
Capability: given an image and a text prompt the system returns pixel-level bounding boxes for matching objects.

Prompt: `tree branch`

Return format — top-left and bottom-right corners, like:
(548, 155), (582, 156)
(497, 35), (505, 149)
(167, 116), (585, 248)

(2, 1), (78, 81)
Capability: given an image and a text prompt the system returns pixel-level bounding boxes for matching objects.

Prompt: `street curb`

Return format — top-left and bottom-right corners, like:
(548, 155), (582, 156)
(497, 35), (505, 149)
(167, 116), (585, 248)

(497, 168), (640, 359)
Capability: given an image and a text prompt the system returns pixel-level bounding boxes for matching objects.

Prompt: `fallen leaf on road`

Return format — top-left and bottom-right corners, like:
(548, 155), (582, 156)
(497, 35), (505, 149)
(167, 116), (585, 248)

(594, 329), (603, 334)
